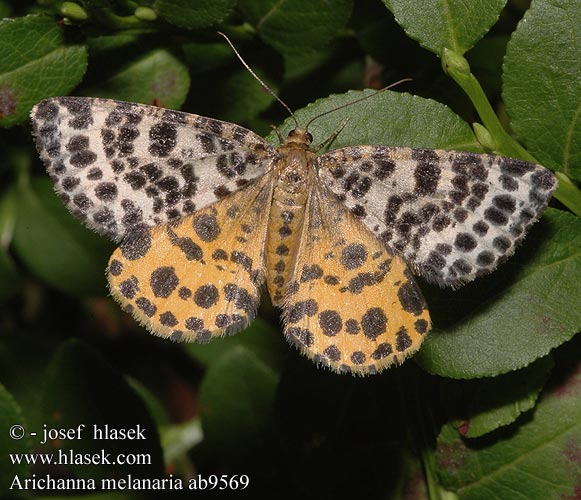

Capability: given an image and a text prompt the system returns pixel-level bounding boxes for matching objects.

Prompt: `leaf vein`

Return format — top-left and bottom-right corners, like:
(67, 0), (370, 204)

(459, 418), (580, 494)
(562, 96), (580, 176)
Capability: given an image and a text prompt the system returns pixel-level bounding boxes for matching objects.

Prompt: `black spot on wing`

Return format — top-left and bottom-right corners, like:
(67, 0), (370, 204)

(194, 284), (219, 309)
(136, 297), (156, 317)
(413, 149), (441, 196)
(193, 213), (220, 242)
(361, 307), (387, 340)
(397, 281), (425, 316)
(318, 310), (342, 337)
(287, 299), (318, 323)
(300, 264), (323, 282)
(150, 266), (179, 298)
(149, 122), (177, 157)
(340, 243), (368, 270)
(120, 230), (152, 260)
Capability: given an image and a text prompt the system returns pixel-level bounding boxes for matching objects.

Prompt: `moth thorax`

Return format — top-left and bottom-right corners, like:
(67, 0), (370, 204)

(278, 150), (313, 195)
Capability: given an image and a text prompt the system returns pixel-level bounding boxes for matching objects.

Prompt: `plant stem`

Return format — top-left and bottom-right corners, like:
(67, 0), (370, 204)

(422, 441), (445, 500)
(442, 49), (581, 217)
(442, 49), (534, 160)
(554, 172), (581, 217)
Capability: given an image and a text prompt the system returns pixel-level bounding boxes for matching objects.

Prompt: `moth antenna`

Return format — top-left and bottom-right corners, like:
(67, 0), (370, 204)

(271, 124), (285, 144)
(218, 31), (299, 129)
(314, 118), (349, 153)
(305, 78), (412, 131)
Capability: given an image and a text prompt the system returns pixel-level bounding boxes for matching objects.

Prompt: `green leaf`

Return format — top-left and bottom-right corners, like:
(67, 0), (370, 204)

(42, 339), (164, 480)
(436, 355), (581, 500)
(12, 177), (113, 296)
(181, 41), (280, 123)
(503, 0), (581, 180)
(86, 33), (140, 54)
(238, 0), (352, 55)
(0, 383), (31, 495)
(440, 356), (554, 438)
(182, 42), (233, 74)
(126, 377), (169, 427)
(154, 0), (237, 29)
(186, 317), (285, 371)
(198, 345), (279, 474)
(0, 14), (87, 127)
(202, 68), (277, 124)
(0, 188), (20, 300)
(280, 45), (335, 81)
(353, 0), (437, 69)
(271, 89), (481, 151)
(384, 0), (507, 56)
(417, 209), (581, 378)
(81, 48), (190, 109)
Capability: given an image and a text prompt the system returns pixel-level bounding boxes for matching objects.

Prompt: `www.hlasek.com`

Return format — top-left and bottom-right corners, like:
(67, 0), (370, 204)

(8, 423), (249, 492)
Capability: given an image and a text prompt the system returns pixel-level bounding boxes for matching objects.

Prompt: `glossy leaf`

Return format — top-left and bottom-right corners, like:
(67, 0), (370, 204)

(12, 178), (113, 296)
(154, 0), (236, 29)
(0, 2), (577, 495)
(0, 15), (87, 127)
(417, 209), (581, 378)
(436, 355), (581, 500)
(384, 0), (507, 56)
(503, 0), (581, 179)
(238, 0), (352, 55)
(440, 356), (554, 438)
(270, 89), (481, 151)
(82, 48), (190, 109)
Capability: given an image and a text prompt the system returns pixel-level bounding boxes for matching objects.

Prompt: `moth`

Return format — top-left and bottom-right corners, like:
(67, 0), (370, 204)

(31, 96), (557, 375)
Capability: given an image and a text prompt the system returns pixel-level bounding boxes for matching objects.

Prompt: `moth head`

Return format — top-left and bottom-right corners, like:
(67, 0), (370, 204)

(285, 128), (313, 148)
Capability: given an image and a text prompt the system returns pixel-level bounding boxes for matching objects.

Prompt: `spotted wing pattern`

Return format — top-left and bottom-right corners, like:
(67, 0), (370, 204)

(318, 146), (557, 286)
(281, 185), (430, 375)
(107, 174), (275, 342)
(31, 97), (275, 241)
(30, 95), (558, 377)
